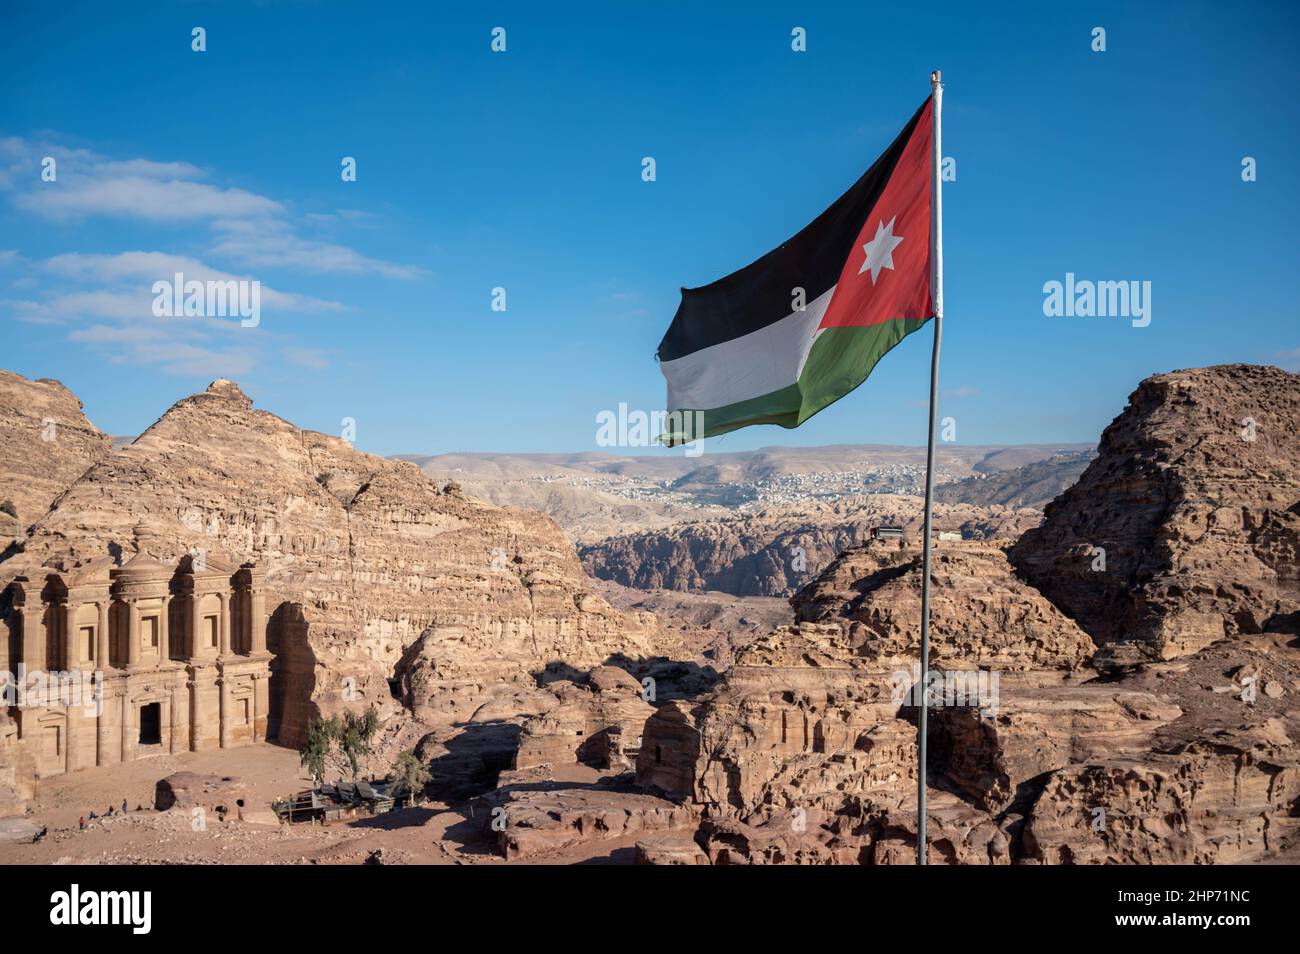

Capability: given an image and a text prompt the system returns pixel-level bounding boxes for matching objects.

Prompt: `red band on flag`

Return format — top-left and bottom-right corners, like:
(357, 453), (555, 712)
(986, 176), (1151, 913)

(819, 98), (933, 329)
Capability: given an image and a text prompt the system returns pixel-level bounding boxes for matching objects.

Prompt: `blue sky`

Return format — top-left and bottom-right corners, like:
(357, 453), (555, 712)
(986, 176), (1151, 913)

(2, 1), (1297, 456)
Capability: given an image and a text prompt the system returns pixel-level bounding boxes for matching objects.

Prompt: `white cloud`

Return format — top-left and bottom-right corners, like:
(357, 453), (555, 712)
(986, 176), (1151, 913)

(5, 251), (345, 376)
(11, 290), (146, 324)
(210, 219), (428, 279)
(96, 158), (204, 178)
(284, 347), (331, 370)
(0, 136), (423, 279)
(67, 325), (257, 378)
(0, 134), (425, 376)
(0, 137), (279, 222)
(42, 251), (345, 312)
(20, 175), (282, 222)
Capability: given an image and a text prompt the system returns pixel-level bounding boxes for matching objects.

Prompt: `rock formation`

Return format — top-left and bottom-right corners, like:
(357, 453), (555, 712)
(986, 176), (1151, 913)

(0, 378), (675, 754)
(4, 363), (1296, 866)
(1011, 365), (1300, 666)
(792, 542), (1097, 672)
(636, 543), (1111, 862)
(628, 366), (1300, 865)
(929, 686), (1181, 813)
(935, 451), (1095, 509)
(513, 666), (654, 771)
(1022, 718), (1300, 864)
(479, 769), (695, 861)
(582, 496), (1041, 597)
(0, 371), (111, 547)
(634, 834), (710, 865)
(153, 771), (248, 816)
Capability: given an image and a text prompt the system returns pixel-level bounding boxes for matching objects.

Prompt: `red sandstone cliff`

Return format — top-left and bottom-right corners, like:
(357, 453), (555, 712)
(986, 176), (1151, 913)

(1010, 364), (1300, 667)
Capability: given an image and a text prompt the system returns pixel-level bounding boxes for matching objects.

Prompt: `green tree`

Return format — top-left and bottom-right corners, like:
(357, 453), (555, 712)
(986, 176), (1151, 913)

(298, 715), (339, 788)
(389, 750), (431, 805)
(336, 707), (380, 780)
(298, 707), (381, 784)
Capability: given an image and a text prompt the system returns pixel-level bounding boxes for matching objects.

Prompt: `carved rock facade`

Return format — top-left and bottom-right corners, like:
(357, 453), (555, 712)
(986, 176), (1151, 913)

(2, 527), (270, 778)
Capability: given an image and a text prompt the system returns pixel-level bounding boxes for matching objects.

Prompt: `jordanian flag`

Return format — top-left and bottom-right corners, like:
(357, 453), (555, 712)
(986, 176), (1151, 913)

(658, 99), (934, 443)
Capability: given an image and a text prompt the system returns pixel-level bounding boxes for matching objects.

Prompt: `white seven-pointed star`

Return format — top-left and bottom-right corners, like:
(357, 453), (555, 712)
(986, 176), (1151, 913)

(858, 216), (904, 284)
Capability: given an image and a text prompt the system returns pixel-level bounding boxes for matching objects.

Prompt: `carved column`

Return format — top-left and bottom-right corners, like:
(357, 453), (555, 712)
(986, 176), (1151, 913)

(21, 604), (44, 674)
(127, 599), (141, 669)
(120, 692), (134, 763)
(159, 595), (171, 662)
(96, 601), (109, 671)
(250, 674), (260, 743)
(25, 609), (43, 675)
(218, 592), (230, 657)
(242, 587), (252, 654)
(96, 686), (111, 766)
(250, 588), (267, 654)
(166, 686), (182, 753)
(65, 703), (77, 772)
(218, 675), (230, 748)
(189, 592), (202, 660)
(190, 679), (202, 751)
(61, 601), (76, 670)
(257, 670), (270, 741)
(160, 691), (172, 752)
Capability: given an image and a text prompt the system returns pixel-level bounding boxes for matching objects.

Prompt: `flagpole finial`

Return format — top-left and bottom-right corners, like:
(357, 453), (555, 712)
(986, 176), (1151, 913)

(930, 70), (942, 86)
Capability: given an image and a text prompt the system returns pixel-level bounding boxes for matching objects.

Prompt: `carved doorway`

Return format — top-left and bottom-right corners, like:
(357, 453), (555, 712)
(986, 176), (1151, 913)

(139, 702), (162, 746)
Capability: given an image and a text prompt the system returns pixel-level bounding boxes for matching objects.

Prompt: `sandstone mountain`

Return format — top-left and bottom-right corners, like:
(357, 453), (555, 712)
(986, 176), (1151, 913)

(1011, 364), (1300, 667)
(629, 365), (1300, 865)
(581, 496), (1041, 596)
(791, 543), (1097, 672)
(0, 370), (111, 547)
(0, 378), (677, 747)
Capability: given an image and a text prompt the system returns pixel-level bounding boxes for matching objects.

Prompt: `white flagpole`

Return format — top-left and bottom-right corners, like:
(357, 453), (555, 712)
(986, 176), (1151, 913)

(917, 69), (944, 866)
